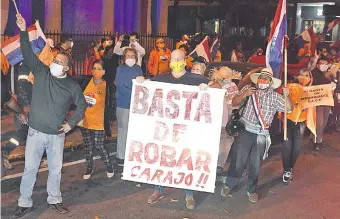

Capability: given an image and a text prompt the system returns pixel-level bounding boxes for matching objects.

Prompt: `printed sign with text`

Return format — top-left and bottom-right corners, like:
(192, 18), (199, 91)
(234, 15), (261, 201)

(300, 84), (334, 109)
(122, 80), (225, 193)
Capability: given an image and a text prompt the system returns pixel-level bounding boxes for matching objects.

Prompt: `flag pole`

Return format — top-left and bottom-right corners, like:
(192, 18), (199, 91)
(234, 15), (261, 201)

(284, 35), (288, 141)
(12, 0), (19, 14)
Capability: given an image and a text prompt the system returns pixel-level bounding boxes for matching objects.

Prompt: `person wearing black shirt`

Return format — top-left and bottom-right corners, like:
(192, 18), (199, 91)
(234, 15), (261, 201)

(102, 35), (119, 137)
(1, 71), (28, 177)
(136, 49), (217, 210)
(311, 57), (334, 151)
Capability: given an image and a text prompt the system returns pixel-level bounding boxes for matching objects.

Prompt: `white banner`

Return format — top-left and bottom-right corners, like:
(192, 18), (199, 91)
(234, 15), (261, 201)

(122, 80), (225, 193)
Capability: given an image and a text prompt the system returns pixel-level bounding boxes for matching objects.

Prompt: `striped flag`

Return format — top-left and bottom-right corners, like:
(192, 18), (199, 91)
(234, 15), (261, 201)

(189, 36), (211, 62)
(294, 26), (316, 55)
(210, 35), (219, 61)
(265, 0), (287, 79)
(1, 21), (46, 66)
(326, 19), (340, 33)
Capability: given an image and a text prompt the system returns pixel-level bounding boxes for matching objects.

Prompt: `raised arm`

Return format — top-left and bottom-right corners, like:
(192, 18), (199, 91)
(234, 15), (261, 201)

(133, 42), (146, 56)
(16, 14), (47, 76)
(232, 85), (256, 107)
(113, 41), (124, 55)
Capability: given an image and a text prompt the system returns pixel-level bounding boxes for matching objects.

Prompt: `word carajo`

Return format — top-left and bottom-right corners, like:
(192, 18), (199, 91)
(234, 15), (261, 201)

(131, 85), (212, 123)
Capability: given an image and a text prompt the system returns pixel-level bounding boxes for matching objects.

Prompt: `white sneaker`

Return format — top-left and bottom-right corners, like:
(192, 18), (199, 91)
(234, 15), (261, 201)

(106, 166), (114, 178)
(283, 171), (292, 183)
(83, 168), (93, 180)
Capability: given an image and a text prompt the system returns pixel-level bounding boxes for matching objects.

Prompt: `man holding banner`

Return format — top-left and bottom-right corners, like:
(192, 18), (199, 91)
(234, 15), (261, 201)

(126, 49), (224, 210)
(311, 57), (337, 150)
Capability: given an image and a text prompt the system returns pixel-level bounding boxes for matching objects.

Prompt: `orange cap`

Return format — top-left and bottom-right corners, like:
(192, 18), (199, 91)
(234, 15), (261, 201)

(156, 38), (165, 44)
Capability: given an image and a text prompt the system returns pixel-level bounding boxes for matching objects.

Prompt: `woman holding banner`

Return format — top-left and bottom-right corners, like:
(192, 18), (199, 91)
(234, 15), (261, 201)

(115, 48), (143, 167)
(281, 69), (314, 183)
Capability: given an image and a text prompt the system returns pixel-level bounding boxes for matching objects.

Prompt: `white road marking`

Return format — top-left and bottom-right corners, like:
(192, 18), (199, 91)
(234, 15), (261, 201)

(1, 152), (117, 181)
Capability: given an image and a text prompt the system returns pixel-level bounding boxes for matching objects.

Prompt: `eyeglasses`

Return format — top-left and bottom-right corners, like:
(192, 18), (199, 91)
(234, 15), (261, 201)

(157, 41), (165, 44)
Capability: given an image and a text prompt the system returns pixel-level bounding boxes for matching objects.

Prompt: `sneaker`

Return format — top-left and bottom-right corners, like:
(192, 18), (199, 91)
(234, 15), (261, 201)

(3, 156), (13, 170)
(83, 168), (93, 180)
(106, 166), (114, 178)
(40, 158), (48, 168)
(221, 186), (231, 197)
(147, 193), (164, 204)
(49, 203), (69, 214)
(115, 158), (124, 167)
(10, 206), (32, 219)
(283, 171), (292, 183)
(247, 192), (259, 203)
(185, 196), (196, 209)
(314, 143), (321, 151)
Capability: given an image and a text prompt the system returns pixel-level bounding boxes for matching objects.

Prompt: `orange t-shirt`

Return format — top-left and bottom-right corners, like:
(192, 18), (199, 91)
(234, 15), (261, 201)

(286, 83), (307, 123)
(83, 79), (106, 130)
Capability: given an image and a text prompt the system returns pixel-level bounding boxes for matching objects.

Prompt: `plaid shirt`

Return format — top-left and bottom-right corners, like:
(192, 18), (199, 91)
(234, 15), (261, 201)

(240, 85), (285, 126)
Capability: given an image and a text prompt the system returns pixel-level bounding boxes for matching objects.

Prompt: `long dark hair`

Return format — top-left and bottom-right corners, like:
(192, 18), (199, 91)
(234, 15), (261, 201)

(92, 59), (104, 69)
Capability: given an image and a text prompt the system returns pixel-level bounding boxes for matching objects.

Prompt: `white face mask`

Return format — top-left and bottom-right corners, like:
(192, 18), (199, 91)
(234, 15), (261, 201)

(319, 64), (329, 72)
(50, 62), (65, 77)
(257, 83), (270, 90)
(70, 41), (74, 48)
(125, 58), (136, 67)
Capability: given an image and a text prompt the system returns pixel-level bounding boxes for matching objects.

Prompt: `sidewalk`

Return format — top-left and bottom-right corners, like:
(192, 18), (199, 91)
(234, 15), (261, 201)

(1, 111), (117, 160)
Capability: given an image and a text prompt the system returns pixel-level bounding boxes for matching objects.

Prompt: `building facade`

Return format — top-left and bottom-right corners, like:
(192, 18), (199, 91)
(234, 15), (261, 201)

(1, 0), (339, 40)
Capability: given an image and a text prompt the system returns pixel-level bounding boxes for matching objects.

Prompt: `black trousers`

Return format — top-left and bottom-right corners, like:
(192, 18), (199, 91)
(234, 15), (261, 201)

(2, 124), (29, 154)
(225, 130), (266, 194)
(281, 120), (306, 172)
(104, 83), (116, 137)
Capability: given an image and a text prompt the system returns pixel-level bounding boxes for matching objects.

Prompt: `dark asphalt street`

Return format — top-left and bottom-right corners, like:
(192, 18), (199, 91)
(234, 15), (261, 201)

(2, 134), (340, 219)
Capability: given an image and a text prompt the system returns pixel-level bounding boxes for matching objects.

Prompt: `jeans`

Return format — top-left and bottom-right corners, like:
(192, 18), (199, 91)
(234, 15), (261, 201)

(154, 185), (194, 197)
(313, 106), (330, 143)
(282, 120), (306, 172)
(225, 130), (266, 194)
(217, 128), (233, 167)
(18, 127), (65, 207)
(116, 107), (130, 160)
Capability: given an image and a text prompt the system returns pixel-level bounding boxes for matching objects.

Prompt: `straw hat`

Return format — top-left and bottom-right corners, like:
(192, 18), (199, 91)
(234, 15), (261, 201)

(250, 68), (282, 89)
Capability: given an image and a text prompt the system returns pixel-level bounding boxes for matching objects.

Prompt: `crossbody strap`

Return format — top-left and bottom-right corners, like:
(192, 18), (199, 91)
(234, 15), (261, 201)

(251, 93), (269, 130)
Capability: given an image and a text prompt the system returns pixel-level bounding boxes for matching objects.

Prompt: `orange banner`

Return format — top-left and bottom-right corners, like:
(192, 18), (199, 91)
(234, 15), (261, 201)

(300, 84), (334, 109)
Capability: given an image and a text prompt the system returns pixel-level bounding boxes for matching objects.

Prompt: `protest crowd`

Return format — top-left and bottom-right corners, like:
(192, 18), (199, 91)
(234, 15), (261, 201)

(1, 7), (340, 219)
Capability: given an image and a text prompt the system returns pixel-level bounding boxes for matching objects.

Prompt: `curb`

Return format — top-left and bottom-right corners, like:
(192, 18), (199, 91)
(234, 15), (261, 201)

(8, 137), (117, 161)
